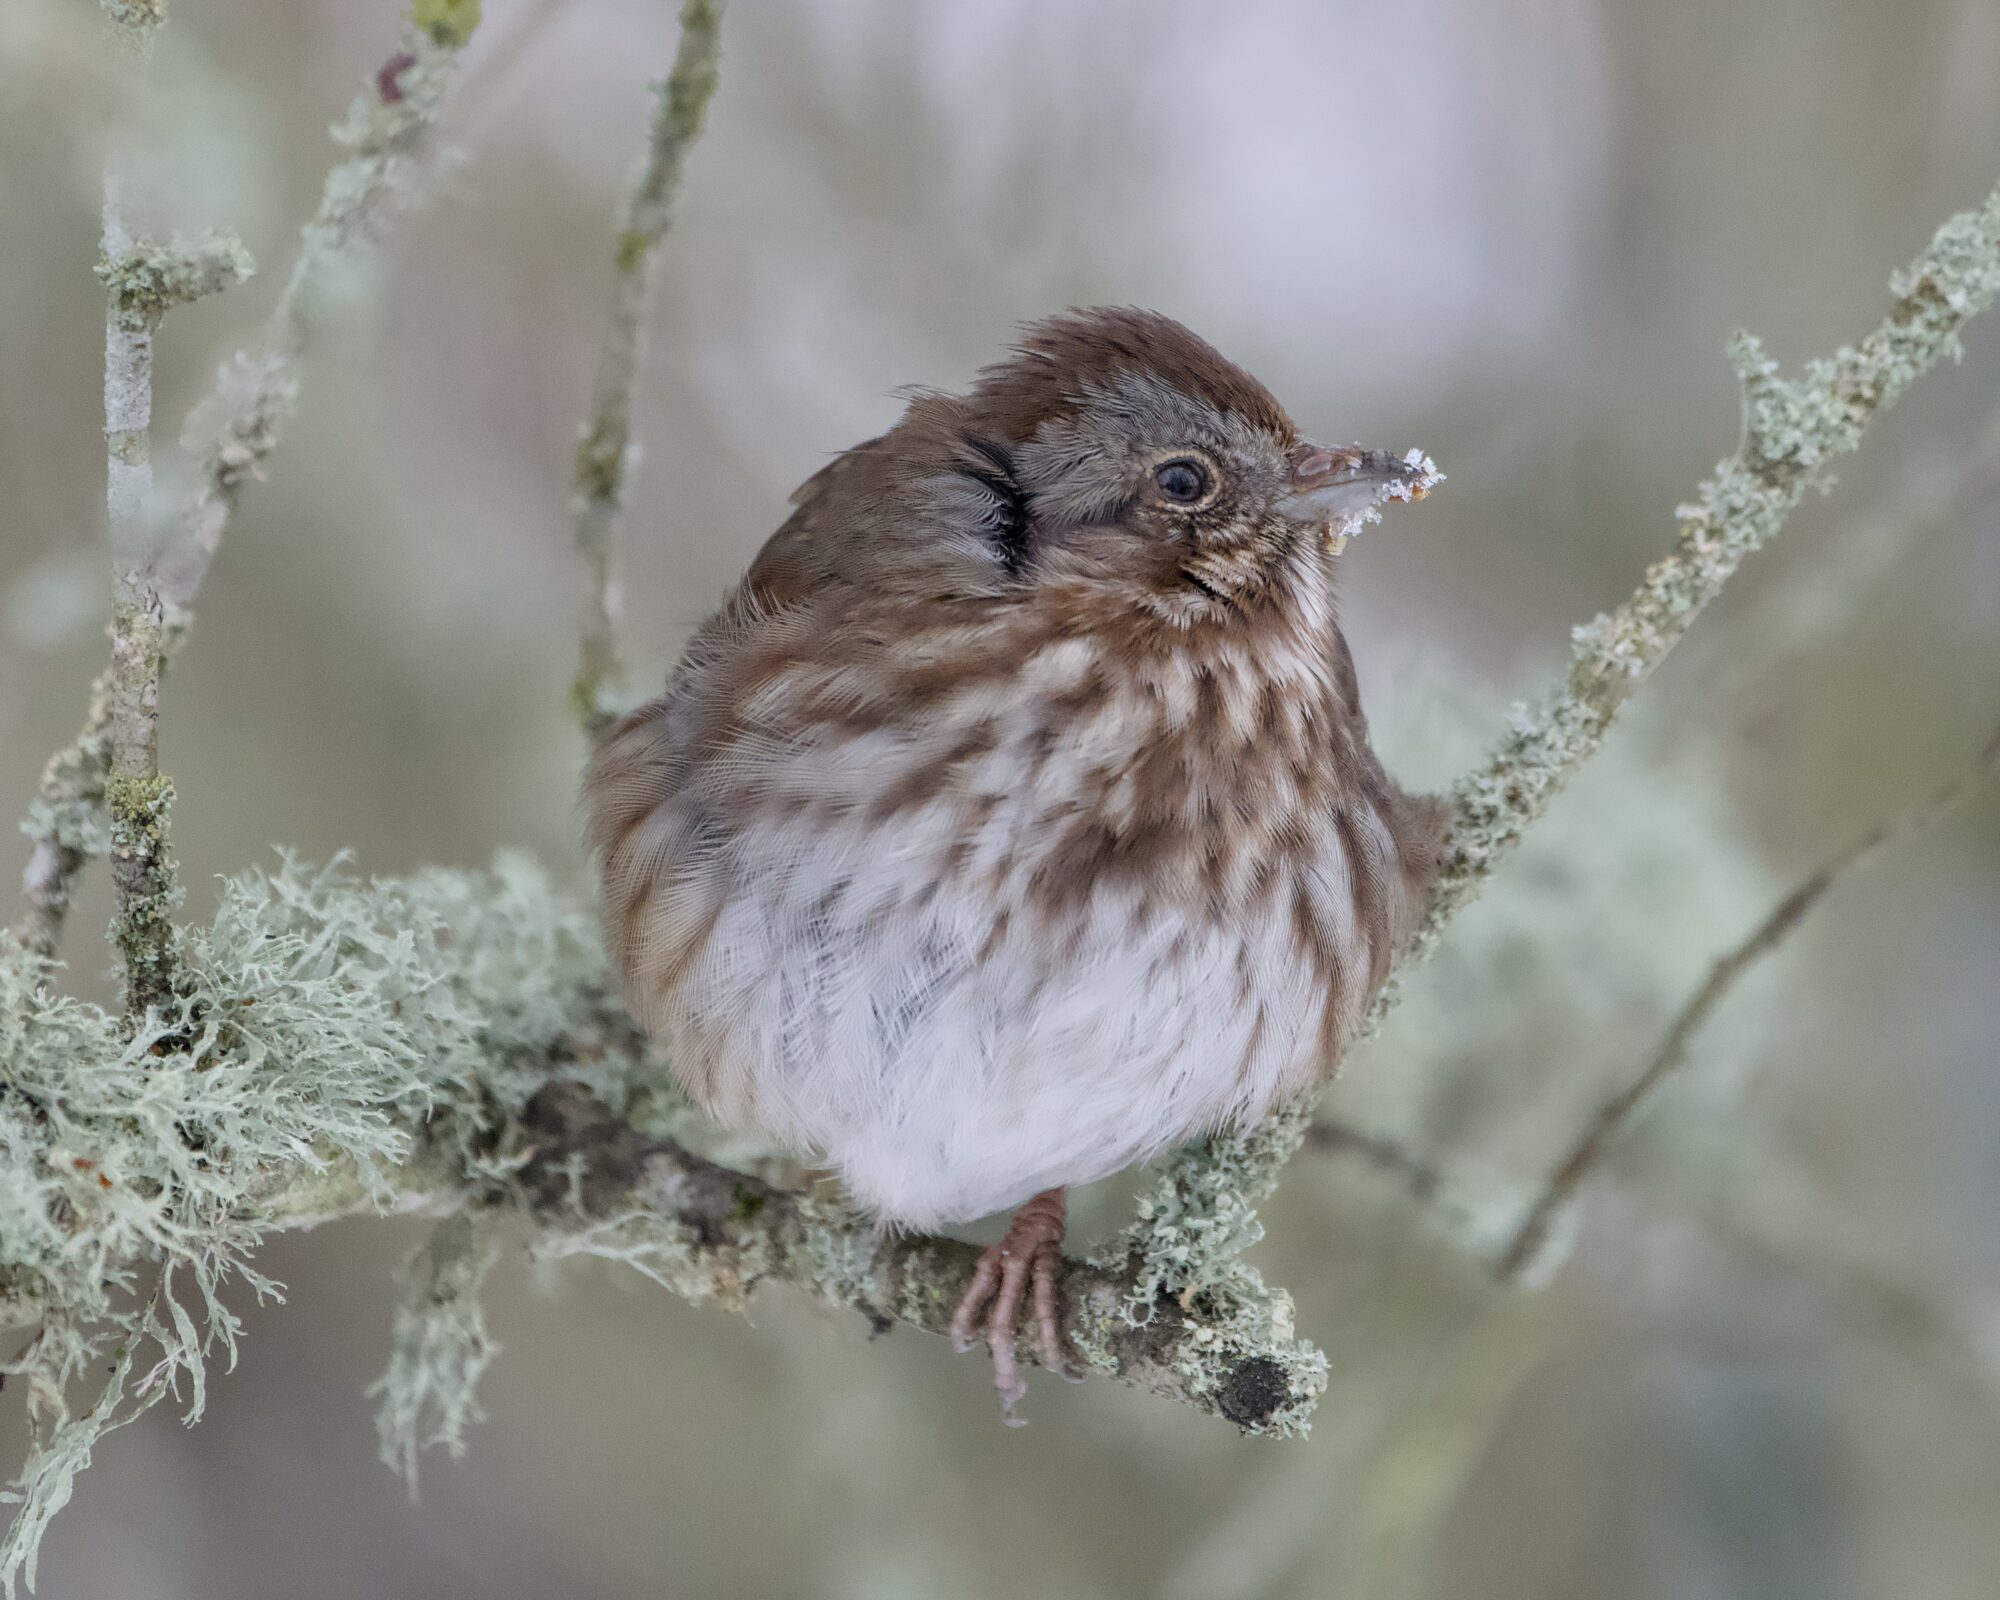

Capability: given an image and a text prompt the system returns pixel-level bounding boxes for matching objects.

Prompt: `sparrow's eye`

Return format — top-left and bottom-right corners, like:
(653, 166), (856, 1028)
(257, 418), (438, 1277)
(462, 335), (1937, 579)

(1153, 457), (1212, 505)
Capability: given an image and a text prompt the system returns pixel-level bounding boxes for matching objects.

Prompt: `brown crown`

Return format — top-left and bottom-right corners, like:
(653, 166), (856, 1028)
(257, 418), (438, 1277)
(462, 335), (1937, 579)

(961, 307), (1298, 447)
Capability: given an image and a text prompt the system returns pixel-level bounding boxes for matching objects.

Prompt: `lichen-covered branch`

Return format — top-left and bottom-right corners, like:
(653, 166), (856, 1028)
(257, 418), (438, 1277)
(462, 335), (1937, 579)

(3, 42), (1994, 1580)
(1494, 718), (2000, 1280)
(570, 0), (725, 737)
(1133, 183), (2000, 1295)
(100, 228), (255, 551)
(12, 10), (478, 964)
(0, 853), (1321, 1589)
(93, 9), (254, 1016)
(1421, 186), (2000, 951)
(14, 9), (248, 970)
(13, 677), (113, 962)
(517, 1082), (1323, 1430)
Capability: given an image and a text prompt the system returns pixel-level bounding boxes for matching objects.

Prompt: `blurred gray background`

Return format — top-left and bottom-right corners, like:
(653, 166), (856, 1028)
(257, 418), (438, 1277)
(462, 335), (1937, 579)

(4, 1), (1998, 1596)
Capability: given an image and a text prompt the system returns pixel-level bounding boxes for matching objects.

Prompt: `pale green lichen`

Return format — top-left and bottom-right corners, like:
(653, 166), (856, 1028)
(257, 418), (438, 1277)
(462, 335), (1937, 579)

(370, 1214), (503, 1490)
(103, 771), (181, 1017)
(1070, 1257), (1329, 1437)
(96, 233), (253, 330)
(1110, 1107), (1306, 1314)
(0, 853), (630, 1590)
(410, 0), (480, 48)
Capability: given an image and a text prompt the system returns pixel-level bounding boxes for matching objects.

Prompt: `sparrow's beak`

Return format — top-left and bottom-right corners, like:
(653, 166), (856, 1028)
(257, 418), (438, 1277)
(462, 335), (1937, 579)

(1278, 444), (1442, 545)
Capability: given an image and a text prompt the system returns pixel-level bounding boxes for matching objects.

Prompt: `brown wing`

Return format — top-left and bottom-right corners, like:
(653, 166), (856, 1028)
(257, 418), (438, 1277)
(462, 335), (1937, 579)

(740, 432), (891, 611)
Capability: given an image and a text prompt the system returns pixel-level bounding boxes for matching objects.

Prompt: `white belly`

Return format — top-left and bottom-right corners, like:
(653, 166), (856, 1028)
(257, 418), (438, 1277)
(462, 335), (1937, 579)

(658, 805), (1326, 1230)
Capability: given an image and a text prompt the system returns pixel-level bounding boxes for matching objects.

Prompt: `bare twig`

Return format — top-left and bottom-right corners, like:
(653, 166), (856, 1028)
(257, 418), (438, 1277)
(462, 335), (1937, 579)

(570, 0), (725, 739)
(1495, 720), (2000, 1280)
(1136, 183), (2000, 1293)
(12, 12), (480, 965)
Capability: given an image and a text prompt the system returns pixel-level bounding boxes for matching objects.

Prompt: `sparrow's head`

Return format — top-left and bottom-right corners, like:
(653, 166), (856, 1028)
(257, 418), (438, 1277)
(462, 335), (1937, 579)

(935, 306), (1438, 613)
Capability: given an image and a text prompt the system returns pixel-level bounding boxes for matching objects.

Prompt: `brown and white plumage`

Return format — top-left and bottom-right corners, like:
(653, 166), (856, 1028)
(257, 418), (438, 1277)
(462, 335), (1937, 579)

(587, 308), (1443, 1409)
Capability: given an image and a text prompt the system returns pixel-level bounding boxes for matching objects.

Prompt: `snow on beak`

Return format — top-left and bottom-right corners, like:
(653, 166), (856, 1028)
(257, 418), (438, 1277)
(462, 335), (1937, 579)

(1278, 444), (1442, 551)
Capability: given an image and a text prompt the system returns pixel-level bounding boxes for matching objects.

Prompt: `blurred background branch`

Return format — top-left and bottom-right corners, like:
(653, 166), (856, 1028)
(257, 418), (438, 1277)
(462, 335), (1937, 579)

(1497, 717), (2000, 1280)
(12, 8), (477, 971)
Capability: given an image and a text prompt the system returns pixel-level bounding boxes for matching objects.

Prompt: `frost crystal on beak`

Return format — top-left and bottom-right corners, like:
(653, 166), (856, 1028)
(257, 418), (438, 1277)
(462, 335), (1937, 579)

(1280, 446), (1444, 552)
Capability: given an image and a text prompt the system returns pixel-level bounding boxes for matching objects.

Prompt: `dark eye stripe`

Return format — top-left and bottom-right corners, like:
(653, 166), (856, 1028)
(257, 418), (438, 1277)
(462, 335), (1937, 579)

(963, 437), (1032, 576)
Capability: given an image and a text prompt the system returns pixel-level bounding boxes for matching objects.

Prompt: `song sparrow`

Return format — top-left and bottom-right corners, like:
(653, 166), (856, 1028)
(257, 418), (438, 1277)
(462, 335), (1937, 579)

(587, 308), (1444, 1418)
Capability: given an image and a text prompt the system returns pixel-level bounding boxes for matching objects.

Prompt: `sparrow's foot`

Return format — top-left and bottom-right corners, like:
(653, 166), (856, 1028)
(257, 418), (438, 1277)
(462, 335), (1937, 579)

(949, 1186), (1079, 1424)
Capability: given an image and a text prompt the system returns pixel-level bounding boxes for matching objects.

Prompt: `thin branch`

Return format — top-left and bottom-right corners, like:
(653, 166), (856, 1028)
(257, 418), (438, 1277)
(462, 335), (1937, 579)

(1414, 192), (2000, 957)
(92, 8), (253, 1014)
(1301, 1117), (1447, 1207)
(570, 0), (725, 739)
(1495, 720), (2000, 1280)
(1132, 183), (2000, 1292)
(148, 19), (476, 626)
(99, 225), (256, 1012)
(12, 13), (480, 964)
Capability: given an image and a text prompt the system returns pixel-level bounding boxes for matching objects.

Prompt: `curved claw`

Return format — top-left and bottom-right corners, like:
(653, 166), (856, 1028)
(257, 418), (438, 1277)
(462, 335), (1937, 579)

(949, 1248), (1003, 1354)
(948, 1187), (1078, 1423)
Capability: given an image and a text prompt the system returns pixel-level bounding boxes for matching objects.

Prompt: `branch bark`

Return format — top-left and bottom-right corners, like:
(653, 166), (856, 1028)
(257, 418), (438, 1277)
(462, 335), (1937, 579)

(570, 0), (725, 739)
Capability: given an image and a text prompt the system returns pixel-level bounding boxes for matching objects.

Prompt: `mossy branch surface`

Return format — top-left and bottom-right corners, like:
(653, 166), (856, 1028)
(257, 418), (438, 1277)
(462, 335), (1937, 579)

(1131, 182), (2000, 1303)
(570, 0), (725, 738)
